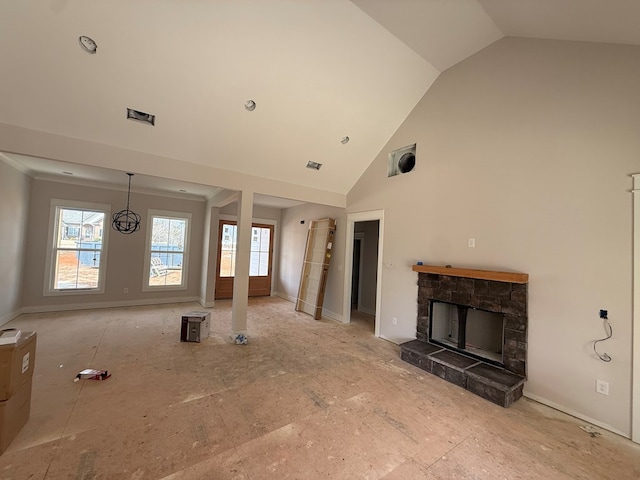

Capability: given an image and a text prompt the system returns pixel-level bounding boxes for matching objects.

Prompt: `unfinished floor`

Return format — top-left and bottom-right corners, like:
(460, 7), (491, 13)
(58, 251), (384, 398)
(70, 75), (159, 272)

(1, 297), (638, 479)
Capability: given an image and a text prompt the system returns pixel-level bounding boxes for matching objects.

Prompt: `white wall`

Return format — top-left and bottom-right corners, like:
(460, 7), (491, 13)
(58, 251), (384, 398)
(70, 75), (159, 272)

(276, 203), (346, 321)
(347, 38), (640, 436)
(0, 159), (31, 325)
(22, 179), (206, 311)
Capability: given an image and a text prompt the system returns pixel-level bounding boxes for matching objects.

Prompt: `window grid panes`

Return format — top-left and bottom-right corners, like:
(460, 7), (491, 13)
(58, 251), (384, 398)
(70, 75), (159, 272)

(219, 223), (271, 277)
(219, 224), (237, 277)
(53, 207), (105, 290)
(249, 227), (270, 276)
(149, 216), (187, 286)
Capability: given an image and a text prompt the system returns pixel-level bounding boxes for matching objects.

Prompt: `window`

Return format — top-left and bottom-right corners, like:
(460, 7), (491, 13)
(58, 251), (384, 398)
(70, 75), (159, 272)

(44, 199), (110, 295)
(218, 222), (272, 278)
(249, 226), (271, 276)
(219, 223), (237, 277)
(144, 210), (191, 290)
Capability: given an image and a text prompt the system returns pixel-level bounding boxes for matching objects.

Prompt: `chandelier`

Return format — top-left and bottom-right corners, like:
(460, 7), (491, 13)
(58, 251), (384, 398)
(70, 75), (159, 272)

(112, 173), (141, 234)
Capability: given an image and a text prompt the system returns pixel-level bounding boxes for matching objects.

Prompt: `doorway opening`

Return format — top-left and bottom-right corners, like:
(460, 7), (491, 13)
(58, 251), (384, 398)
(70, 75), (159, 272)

(632, 173), (639, 443)
(343, 211), (384, 337)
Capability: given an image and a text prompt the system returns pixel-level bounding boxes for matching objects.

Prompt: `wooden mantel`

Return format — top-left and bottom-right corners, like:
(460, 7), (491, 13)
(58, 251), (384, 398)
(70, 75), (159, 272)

(412, 264), (529, 284)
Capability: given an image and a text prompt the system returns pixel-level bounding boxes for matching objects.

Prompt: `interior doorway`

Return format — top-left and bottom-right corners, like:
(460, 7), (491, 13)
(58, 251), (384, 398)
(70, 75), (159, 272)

(632, 173), (639, 443)
(351, 233), (364, 309)
(343, 210), (384, 337)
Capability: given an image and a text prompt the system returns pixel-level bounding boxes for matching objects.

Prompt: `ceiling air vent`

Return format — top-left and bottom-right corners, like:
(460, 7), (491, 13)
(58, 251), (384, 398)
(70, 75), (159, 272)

(126, 108), (155, 126)
(306, 161), (322, 170)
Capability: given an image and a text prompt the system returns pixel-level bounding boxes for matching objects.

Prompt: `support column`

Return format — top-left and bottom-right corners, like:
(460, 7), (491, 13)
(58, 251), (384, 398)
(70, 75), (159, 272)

(199, 203), (218, 308)
(231, 190), (253, 341)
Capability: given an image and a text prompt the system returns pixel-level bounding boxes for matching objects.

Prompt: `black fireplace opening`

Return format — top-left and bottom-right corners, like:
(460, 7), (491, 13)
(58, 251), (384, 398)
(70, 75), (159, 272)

(428, 300), (505, 367)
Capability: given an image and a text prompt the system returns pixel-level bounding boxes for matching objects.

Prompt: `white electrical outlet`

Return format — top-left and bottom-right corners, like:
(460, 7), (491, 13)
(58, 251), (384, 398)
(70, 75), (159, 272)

(468, 238), (475, 248)
(596, 379), (609, 395)
(123, 288), (129, 294)
(392, 317), (398, 325)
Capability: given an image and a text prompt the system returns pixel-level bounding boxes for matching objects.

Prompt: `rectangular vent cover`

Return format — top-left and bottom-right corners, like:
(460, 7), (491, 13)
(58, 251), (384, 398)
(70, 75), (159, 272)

(306, 161), (322, 170)
(127, 108), (155, 126)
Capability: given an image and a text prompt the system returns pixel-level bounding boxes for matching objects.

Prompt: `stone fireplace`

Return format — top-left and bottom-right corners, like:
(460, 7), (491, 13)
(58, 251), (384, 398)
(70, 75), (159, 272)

(401, 264), (528, 407)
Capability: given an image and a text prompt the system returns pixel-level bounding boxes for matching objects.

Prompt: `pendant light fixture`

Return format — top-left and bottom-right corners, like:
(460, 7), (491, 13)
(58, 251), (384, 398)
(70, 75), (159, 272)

(112, 173), (141, 234)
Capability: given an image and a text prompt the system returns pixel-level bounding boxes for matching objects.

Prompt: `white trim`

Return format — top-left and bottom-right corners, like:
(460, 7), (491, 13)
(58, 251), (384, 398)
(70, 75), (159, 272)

(632, 174), (640, 443)
(21, 296), (201, 314)
(275, 291), (296, 303)
(198, 298), (215, 308)
(524, 391), (628, 438)
(321, 308), (343, 323)
(0, 308), (23, 327)
(43, 199), (111, 296)
(343, 210), (384, 337)
(359, 307), (377, 317)
(143, 209), (192, 292)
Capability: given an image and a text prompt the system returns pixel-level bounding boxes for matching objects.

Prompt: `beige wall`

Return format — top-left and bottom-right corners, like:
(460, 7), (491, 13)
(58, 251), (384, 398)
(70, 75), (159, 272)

(22, 179), (205, 310)
(0, 159), (31, 325)
(277, 203), (346, 320)
(347, 38), (640, 436)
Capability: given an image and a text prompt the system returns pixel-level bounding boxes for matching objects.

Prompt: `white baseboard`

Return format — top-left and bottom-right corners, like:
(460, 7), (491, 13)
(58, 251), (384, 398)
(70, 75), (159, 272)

(274, 292), (296, 303)
(358, 306), (376, 316)
(21, 296), (201, 314)
(274, 292), (344, 323)
(523, 391), (629, 439)
(0, 308), (23, 327)
(321, 308), (344, 323)
(198, 298), (215, 308)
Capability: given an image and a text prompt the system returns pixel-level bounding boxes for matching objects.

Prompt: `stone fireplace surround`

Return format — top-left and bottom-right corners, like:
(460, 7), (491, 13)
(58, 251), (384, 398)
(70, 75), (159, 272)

(400, 265), (528, 407)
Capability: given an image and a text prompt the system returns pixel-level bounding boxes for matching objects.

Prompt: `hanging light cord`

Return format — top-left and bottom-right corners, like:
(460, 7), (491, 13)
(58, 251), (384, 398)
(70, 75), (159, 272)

(593, 315), (612, 362)
(125, 173), (133, 212)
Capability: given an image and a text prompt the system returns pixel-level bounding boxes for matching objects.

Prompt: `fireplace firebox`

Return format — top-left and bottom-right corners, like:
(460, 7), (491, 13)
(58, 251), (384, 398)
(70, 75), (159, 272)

(429, 300), (504, 366)
(400, 264), (529, 407)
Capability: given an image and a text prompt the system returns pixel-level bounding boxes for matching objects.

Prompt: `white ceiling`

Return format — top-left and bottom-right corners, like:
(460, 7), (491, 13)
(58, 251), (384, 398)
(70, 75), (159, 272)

(1, 0), (639, 205)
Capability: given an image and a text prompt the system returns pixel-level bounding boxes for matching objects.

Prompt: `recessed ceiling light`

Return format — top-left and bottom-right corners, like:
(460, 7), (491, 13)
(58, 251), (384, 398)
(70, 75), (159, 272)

(244, 100), (256, 111)
(127, 108), (155, 126)
(78, 35), (97, 54)
(62, 171), (73, 175)
(306, 161), (322, 170)
(341, 136), (350, 144)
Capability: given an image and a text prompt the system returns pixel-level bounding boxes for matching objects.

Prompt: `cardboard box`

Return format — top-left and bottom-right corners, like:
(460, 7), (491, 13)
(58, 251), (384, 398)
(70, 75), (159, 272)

(0, 380), (32, 454)
(0, 332), (37, 401)
(180, 312), (210, 342)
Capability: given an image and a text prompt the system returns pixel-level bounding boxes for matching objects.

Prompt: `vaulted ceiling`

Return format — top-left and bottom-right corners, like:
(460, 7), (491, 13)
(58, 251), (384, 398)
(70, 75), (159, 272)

(1, 0), (639, 203)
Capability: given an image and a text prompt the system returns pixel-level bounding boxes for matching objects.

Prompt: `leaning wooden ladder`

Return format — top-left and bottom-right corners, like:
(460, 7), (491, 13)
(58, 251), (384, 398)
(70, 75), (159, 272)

(295, 218), (336, 320)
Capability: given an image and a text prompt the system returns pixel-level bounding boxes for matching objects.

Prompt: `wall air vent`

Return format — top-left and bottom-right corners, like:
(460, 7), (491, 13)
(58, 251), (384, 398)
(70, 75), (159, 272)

(388, 143), (416, 177)
(306, 161), (322, 170)
(126, 108), (155, 126)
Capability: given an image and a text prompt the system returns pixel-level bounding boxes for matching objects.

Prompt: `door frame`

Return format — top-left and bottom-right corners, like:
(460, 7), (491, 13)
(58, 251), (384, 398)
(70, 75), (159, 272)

(353, 233), (365, 311)
(216, 214), (278, 299)
(632, 173), (639, 443)
(343, 210), (384, 338)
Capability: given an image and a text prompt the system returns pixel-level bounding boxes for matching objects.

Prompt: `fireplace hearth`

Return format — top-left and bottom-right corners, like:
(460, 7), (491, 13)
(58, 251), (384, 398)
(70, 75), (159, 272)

(400, 265), (528, 407)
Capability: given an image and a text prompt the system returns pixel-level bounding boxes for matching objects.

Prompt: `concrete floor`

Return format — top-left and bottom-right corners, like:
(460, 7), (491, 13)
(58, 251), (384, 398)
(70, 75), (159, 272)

(1, 296), (639, 479)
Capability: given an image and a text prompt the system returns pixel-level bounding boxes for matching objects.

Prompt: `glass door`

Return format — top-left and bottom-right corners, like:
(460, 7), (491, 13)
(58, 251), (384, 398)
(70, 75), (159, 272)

(215, 220), (274, 299)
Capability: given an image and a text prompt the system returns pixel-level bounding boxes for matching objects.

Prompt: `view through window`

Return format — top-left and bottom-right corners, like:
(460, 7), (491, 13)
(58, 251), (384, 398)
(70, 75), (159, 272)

(218, 223), (271, 277)
(52, 207), (106, 290)
(148, 215), (189, 287)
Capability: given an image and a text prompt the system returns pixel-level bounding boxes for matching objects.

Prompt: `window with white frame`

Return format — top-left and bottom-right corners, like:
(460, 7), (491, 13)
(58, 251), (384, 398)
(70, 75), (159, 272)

(144, 210), (191, 290)
(44, 199), (110, 295)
